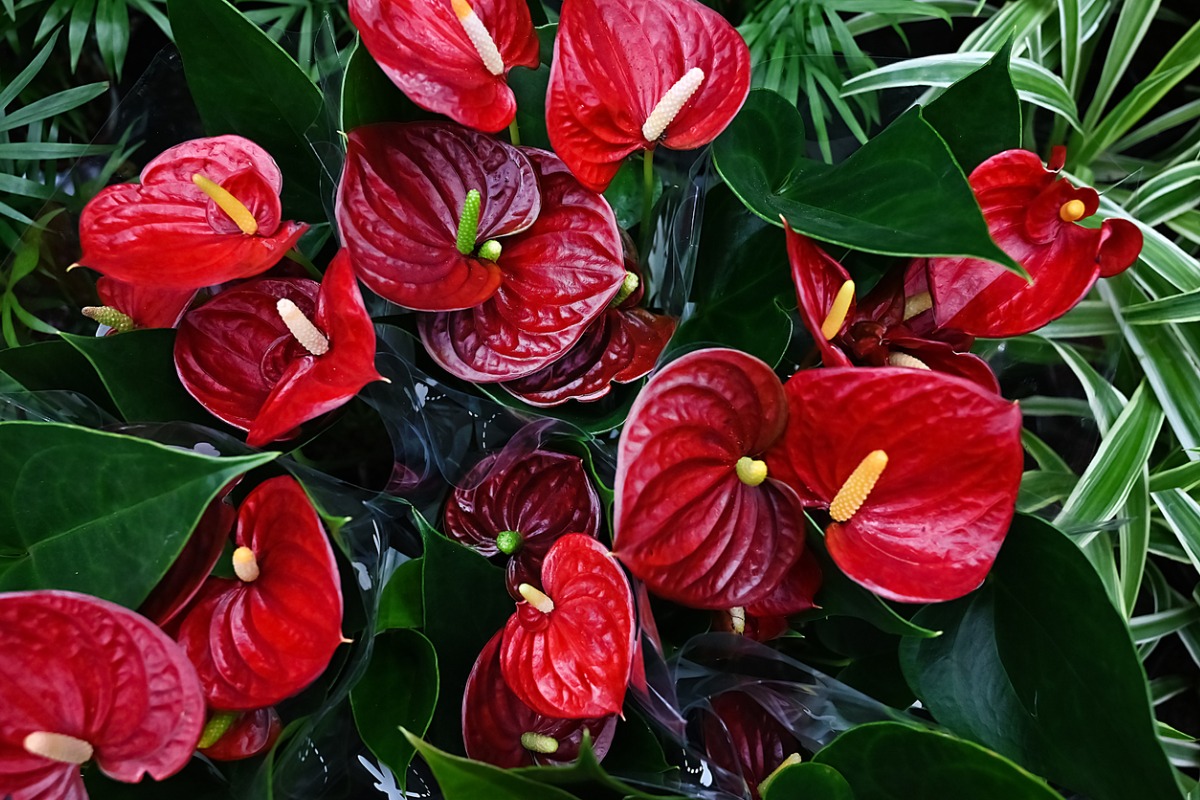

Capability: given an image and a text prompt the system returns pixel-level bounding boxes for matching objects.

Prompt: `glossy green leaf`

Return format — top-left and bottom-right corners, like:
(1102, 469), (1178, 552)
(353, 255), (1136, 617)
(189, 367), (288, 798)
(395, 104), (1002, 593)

(377, 556), (423, 632)
(1054, 381), (1163, 534)
(961, 0), (1054, 51)
(902, 515), (1182, 800)
(1150, 461), (1200, 493)
(404, 731), (580, 800)
(169, 0), (327, 220)
(60, 330), (215, 425)
(1017, 470), (1077, 514)
(0, 340), (113, 415)
(604, 158), (662, 231)
(0, 422), (275, 607)
(1085, 0), (1160, 128)
(1119, 469), (1151, 617)
(919, 44), (1021, 172)
(1152, 489), (1200, 575)
(713, 90), (1018, 269)
(1129, 162), (1200, 226)
(762, 762), (854, 800)
(670, 185), (793, 366)
(1121, 285), (1200, 325)
(515, 733), (690, 800)
(340, 36), (434, 132)
(0, 82), (109, 134)
(352, 629), (439, 788)
(811, 723), (1060, 799)
(1048, 339), (1126, 432)
(418, 511), (512, 755)
(1058, 0), (1082, 95)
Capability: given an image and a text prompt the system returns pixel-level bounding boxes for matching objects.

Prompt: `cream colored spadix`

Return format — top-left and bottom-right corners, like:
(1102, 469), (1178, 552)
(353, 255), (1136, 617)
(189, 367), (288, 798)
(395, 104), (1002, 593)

(518, 582), (555, 614)
(642, 68), (705, 142)
(520, 732), (559, 754)
(902, 290), (932, 321)
(192, 173), (259, 235)
(452, 0), (505, 76)
(886, 352), (930, 370)
(829, 450), (888, 523)
(232, 546), (261, 582)
(820, 280), (855, 340)
(277, 298), (330, 356)
(735, 456), (768, 487)
(729, 606), (746, 635)
(1060, 199), (1086, 222)
(24, 731), (94, 764)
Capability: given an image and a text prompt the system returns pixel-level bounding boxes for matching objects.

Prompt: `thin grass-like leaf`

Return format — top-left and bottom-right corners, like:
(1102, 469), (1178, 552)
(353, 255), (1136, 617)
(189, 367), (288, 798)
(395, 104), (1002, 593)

(1153, 488), (1200, 576)
(1119, 469), (1150, 616)
(1054, 380), (1164, 537)
(1022, 428), (1075, 473)
(1121, 287), (1200, 326)
(1112, 99), (1200, 152)
(1019, 395), (1094, 417)
(961, 0), (1053, 53)
(1097, 194), (1200, 292)
(1086, 0), (1162, 130)
(33, 0), (74, 47)
(1128, 161), (1200, 226)
(0, 82), (108, 134)
(1049, 339), (1126, 431)
(95, 0), (130, 79)
(1058, 0), (1082, 97)
(0, 31), (61, 109)
(1018, 469), (1078, 513)
(0, 141), (114, 159)
(68, 0), (97, 72)
(1037, 300), (1120, 338)
(1131, 605), (1200, 644)
(1149, 461), (1200, 493)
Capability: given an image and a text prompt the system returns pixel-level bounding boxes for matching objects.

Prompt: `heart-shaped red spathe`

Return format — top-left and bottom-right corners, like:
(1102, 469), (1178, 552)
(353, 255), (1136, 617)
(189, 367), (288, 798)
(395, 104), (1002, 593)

(925, 148), (1143, 338)
(78, 136), (307, 290)
(614, 348), (807, 609)
(337, 123), (541, 312)
(174, 476), (344, 710)
(765, 367), (1023, 603)
(546, 0), (751, 191)
(499, 534), (636, 718)
(444, 445), (602, 598)
(463, 630), (617, 768)
(0, 591), (205, 799)
(349, 0), (539, 133)
(418, 148), (625, 381)
(174, 250), (384, 447)
(198, 707), (281, 761)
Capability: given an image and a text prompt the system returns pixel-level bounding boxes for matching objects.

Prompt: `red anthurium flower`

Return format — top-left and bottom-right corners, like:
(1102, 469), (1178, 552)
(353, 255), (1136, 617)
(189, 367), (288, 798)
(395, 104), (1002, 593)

(337, 123), (541, 312)
(349, 0), (539, 133)
(702, 691), (802, 800)
(501, 245), (676, 405)
(418, 148), (626, 381)
(785, 225), (998, 393)
(614, 348), (807, 610)
(175, 249), (384, 447)
(463, 630), (617, 768)
(78, 135), (308, 290)
(0, 590), (205, 800)
(500, 534), (636, 718)
(715, 548), (823, 641)
(923, 147), (1143, 338)
(444, 444), (602, 598)
(197, 707), (282, 761)
(175, 476), (344, 710)
(547, 0), (751, 192)
(82, 276), (198, 333)
(765, 367), (1023, 603)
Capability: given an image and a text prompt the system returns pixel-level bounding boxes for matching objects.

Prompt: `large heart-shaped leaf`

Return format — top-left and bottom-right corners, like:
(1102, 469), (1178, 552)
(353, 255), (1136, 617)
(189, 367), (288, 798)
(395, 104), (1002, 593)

(404, 731), (580, 800)
(713, 90), (1018, 270)
(0, 422), (275, 607)
(920, 43), (1021, 173)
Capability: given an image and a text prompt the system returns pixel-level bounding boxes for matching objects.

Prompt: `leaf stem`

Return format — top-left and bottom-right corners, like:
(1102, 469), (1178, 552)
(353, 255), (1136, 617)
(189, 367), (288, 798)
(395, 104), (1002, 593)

(508, 118), (521, 147)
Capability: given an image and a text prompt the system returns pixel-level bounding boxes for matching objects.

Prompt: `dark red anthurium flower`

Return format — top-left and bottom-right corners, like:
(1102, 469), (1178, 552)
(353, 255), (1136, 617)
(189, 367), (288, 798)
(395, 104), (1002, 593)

(716, 548), (823, 641)
(463, 630), (617, 768)
(349, 0), (539, 133)
(923, 147), (1143, 338)
(546, 0), (751, 191)
(702, 691), (802, 800)
(765, 367), (1023, 603)
(614, 348), (807, 610)
(83, 277), (198, 333)
(174, 249), (385, 447)
(196, 707), (282, 761)
(500, 534), (636, 718)
(501, 245), (676, 405)
(175, 476), (344, 710)
(785, 224), (998, 393)
(418, 148), (626, 381)
(444, 444), (602, 598)
(78, 135), (308, 290)
(0, 590), (205, 800)
(337, 123), (541, 312)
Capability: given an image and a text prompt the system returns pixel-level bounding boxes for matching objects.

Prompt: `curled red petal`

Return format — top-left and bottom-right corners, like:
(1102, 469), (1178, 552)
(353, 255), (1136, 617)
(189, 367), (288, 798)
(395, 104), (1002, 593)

(502, 307), (676, 406)
(500, 535), (636, 718)
(765, 367), (1023, 603)
(247, 250), (384, 447)
(175, 477), (344, 709)
(927, 149), (1143, 338)
(78, 136), (306, 289)
(784, 226), (854, 367)
(336, 123), (540, 311)
(614, 348), (806, 608)
(744, 547), (822, 618)
(96, 277), (197, 330)
(199, 707), (281, 761)
(463, 630), (616, 767)
(444, 446), (602, 598)
(0, 590), (205, 797)
(350, 0), (538, 133)
(419, 149), (625, 381)
(175, 278), (318, 432)
(547, 0), (750, 191)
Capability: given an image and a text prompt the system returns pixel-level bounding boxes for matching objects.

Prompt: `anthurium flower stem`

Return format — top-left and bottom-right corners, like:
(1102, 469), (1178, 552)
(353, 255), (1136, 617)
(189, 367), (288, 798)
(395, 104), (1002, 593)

(508, 119), (521, 147)
(641, 149), (655, 251)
